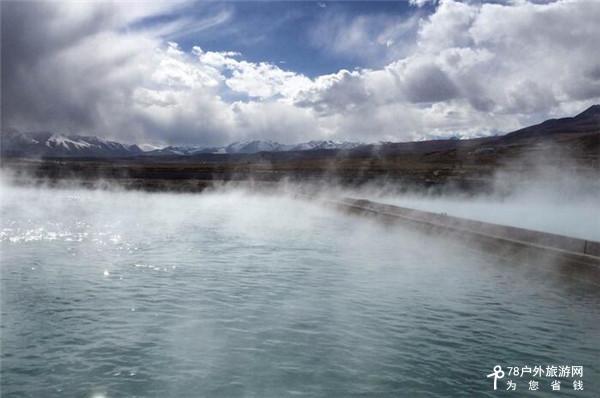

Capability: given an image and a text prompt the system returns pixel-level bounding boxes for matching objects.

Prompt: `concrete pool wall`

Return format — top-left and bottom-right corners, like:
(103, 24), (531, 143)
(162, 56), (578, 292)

(331, 198), (600, 268)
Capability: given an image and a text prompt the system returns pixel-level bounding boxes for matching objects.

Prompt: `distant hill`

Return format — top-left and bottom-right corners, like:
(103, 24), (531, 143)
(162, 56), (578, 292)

(504, 105), (600, 140)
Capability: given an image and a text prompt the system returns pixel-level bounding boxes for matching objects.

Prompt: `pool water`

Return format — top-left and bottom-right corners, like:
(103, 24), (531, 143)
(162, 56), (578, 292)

(1, 185), (599, 397)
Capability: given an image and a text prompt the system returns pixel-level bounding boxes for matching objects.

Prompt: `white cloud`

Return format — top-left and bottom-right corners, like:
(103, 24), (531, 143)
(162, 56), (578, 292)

(153, 43), (223, 89)
(294, 70), (370, 115)
(225, 61), (312, 100)
(410, 0), (438, 7)
(3, 0), (600, 146)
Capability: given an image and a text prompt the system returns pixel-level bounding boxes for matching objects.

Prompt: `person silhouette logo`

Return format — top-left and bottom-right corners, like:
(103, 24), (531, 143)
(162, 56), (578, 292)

(487, 365), (505, 390)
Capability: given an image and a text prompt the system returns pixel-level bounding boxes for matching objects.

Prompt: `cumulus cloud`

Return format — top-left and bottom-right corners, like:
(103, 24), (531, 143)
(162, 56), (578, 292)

(294, 70), (370, 115)
(2, 0), (600, 146)
(193, 47), (312, 100)
(296, 0), (600, 137)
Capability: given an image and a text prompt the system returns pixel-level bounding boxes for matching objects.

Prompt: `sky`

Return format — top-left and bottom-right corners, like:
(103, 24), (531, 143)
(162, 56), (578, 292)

(2, 0), (600, 146)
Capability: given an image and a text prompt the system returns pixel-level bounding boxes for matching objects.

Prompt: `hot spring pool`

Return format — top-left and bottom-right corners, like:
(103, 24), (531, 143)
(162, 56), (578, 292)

(1, 185), (599, 397)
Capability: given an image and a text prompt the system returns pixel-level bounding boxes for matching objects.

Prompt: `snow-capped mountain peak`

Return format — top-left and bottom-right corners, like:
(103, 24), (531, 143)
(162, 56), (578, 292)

(46, 134), (93, 150)
(2, 130), (143, 158)
(225, 140), (287, 154)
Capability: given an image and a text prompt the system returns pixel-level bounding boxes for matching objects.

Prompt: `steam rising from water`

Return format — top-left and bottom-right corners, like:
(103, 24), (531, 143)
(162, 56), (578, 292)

(1, 179), (599, 397)
(373, 191), (600, 241)
(318, 157), (600, 241)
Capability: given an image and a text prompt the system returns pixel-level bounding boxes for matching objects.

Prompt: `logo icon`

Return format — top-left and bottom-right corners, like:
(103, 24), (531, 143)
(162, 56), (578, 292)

(487, 365), (505, 390)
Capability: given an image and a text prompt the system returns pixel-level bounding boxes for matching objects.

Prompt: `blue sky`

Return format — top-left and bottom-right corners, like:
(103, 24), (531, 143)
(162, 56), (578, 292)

(167, 1), (420, 77)
(2, 0), (600, 146)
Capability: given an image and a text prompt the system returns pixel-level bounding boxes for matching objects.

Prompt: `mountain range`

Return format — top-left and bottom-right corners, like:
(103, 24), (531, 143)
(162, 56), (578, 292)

(144, 140), (363, 157)
(0, 129), (364, 159)
(2, 105), (599, 159)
